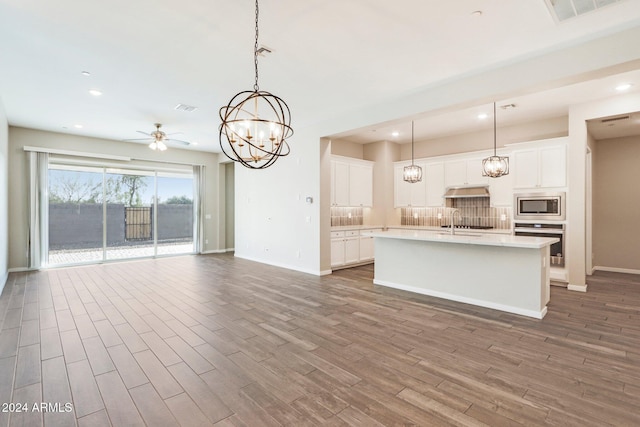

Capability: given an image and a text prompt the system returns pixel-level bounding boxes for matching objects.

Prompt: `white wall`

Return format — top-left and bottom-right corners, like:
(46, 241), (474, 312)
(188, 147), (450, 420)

(0, 97), (8, 293)
(7, 127), (224, 270)
(235, 26), (640, 276)
(593, 136), (640, 272)
(567, 92), (640, 289)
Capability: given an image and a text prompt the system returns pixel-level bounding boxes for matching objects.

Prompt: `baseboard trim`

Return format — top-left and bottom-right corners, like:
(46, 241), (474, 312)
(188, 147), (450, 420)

(373, 278), (547, 320)
(0, 271), (8, 296)
(319, 269), (332, 276)
(567, 283), (588, 292)
(593, 266), (640, 276)
(8, 267), (31, 273)
(233, 254), (322, 276)
(200, 249), (227, 255)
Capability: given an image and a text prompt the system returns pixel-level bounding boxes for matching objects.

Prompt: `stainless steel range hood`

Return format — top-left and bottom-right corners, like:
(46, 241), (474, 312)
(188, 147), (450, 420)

(444, 186), (490, 198)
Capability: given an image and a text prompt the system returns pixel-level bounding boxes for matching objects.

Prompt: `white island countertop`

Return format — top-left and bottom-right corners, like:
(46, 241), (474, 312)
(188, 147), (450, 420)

(371, 228), (558, 319)
(370, 228), (558, 249)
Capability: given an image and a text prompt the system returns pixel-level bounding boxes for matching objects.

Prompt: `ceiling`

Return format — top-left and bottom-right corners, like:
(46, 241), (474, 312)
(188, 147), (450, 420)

(1, 0), (640, 153)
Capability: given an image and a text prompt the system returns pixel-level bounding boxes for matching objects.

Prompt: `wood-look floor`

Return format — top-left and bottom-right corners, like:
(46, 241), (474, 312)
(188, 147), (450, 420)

(1, 254), (639, 426)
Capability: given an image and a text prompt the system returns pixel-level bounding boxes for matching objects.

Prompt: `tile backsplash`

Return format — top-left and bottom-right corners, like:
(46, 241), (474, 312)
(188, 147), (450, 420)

(401, 197), (511, 230)
(331, 207), (363, 226)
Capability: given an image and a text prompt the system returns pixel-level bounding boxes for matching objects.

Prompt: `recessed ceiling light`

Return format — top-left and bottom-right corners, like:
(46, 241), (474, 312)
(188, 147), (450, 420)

(73, 124), (83, 129)
(391, 131), (399, 137)
(477, 113), (488, 120)
(81, 71), (91, 76)
(616, 83), (632, 91)
(88, 89), (102, 96)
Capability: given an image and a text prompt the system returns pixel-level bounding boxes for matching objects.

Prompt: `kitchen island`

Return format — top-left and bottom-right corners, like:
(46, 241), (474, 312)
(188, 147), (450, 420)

(371, 229), (559, 319)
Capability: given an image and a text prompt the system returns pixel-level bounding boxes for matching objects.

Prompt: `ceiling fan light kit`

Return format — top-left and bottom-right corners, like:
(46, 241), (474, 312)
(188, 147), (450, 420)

(482, 102), (509, 178)
(218, 0), (294, 169)
(125, 123), (191, 151)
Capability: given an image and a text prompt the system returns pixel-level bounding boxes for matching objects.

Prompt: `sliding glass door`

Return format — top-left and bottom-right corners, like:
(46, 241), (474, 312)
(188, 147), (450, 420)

(47, 163), (196, 266)
(48, 165), (105, 265)
(156, 172), (195, 256)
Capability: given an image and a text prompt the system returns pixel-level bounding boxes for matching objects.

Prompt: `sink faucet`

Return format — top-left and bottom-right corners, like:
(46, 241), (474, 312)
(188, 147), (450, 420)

(449, 209), (462, 235)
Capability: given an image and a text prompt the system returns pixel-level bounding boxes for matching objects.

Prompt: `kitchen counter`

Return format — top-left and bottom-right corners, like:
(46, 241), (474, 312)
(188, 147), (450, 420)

(372, 229), (558, 319)
(372, 228), (555, 248)
(331, 225), (384, 231)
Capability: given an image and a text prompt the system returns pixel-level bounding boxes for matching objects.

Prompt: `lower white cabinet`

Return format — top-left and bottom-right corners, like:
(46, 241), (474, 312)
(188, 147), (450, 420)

(359, 235), (375, 261)
(331, 228), (381, 268)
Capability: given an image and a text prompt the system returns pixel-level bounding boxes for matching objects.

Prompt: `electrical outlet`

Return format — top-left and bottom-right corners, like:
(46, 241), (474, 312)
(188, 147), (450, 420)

(437, 213), (442, 219)
(500, 214), (507, 221)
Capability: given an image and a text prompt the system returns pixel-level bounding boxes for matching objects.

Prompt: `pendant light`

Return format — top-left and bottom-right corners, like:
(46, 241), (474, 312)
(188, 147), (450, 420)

(218, 0), (294, 169)
(403, 121), (422, 183)
(482, 102), (509, 178)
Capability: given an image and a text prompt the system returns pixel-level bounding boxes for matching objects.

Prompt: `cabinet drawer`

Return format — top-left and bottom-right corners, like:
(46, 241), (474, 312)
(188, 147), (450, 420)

(331, 231), (345, 238)
(345, 230), (360, 237)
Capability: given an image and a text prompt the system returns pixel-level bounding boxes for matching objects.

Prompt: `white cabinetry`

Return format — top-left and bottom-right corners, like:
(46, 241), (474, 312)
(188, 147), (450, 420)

(359, 235), (375, 261)
(513, 142), (566, 189)
(424, 162), (445, 207)
(331, 228), (382, 268)
(330, 156), (374, 207)
(349, 163), (373, 207)
(444, 157), (488, 188)
(330, 160), (350, 206)
(394, 162), (427, 207)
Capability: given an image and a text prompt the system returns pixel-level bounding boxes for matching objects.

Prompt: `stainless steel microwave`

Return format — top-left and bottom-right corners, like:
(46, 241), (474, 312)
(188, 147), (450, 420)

(514, 192), (565, 221)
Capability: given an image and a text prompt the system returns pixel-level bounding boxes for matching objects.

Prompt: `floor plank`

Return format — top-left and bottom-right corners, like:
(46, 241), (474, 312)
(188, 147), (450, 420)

(2, 255), (640, 426)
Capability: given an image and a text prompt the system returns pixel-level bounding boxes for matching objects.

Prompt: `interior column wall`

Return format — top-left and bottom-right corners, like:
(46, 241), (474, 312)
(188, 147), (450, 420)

(0, 97), (8, 293)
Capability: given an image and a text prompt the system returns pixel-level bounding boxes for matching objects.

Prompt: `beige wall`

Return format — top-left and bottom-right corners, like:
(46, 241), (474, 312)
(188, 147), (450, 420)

(225, 162), (235, 250)
(331, 140), (363, 159)
(363, 140), (401, 226)
(593, 135), (640, 271)
(401, 116), (568, 160)
(7, 126), (224, 270)
(0, 98), (8, 291)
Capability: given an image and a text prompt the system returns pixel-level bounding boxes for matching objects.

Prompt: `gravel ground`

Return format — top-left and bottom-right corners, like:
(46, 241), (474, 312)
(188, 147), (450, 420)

(48, 241), (194, 265)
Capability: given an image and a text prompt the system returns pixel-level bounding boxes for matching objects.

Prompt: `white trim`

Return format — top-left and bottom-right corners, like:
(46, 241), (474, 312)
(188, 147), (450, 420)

(567, 283), (588, 292)
(8, 267), (31, 273)
(234, 254), (322, 276)
(319, 269), (333, 276)
(0, 272), (7, 296)
(373, 278), (548, 319)
(593, 266), (640, 276)
(201, 249), (227, 254)
(24, 146), (131, 161)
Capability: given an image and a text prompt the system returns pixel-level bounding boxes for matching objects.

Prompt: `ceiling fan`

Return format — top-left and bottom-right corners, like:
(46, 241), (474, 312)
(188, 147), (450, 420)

(125, 123), (190, 151)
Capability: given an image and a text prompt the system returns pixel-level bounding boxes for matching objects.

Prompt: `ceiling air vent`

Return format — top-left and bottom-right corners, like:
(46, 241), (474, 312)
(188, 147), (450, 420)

(601, 115), (630, 123)
(174, 104), (198, 112)
(545, 0), (625, 23)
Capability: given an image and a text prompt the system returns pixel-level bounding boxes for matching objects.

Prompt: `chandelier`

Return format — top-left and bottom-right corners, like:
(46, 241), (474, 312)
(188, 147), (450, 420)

(218, 0), (293, 169)
(403, 121), (422, 183)
(482, 102), (509, 178)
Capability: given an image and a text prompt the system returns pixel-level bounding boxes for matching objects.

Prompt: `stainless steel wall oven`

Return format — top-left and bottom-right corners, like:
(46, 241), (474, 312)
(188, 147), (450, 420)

(514, 222), (565, 267)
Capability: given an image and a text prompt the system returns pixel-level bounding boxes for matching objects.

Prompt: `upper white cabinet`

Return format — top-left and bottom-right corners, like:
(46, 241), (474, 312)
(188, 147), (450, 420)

(394, 162), (427, 207)
(330, 156), (374, 207)
(330, 159), (350, 206)
(349, 163), (373, 207)
(444, 157), (488, 188)
(513, 141), (566, 189)
(487, 168), (513, 206)
(424, 162), (445, 207)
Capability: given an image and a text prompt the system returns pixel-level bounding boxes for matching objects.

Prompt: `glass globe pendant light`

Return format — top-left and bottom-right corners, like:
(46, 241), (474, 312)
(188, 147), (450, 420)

(218, 0), (294, 169)
(403, 121), (422, 183)
(482, 102), (509, 178)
